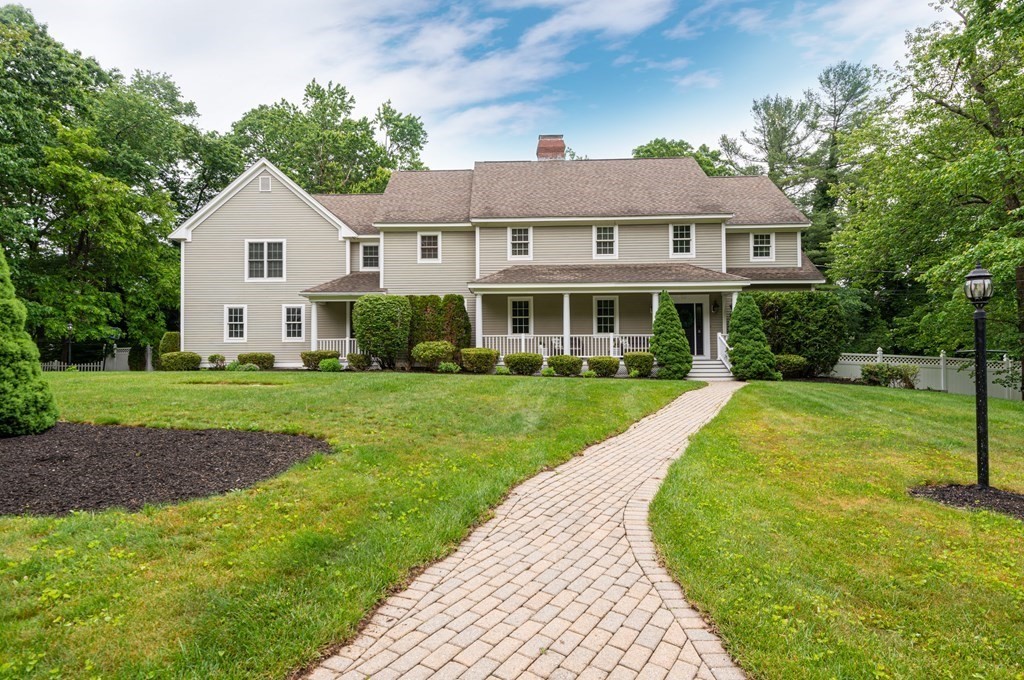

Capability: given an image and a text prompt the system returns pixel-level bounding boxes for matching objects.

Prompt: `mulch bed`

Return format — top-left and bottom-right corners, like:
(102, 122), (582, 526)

(911, 484), (1024, 522)
(0, 422), (329, 516)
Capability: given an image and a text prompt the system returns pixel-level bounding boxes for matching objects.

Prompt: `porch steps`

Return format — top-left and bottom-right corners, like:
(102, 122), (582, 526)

(688, 359), (733, 381)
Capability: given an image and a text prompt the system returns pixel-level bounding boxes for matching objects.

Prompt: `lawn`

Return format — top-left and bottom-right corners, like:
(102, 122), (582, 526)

(650, 381), (1024, 680)
(0, 371), (693, 679)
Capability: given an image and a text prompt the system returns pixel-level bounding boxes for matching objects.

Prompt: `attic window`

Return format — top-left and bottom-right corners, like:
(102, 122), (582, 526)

(259, 176), (272, 192)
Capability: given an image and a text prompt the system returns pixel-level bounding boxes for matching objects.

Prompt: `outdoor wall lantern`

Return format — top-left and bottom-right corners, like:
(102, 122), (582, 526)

(964, 263), (993, 488)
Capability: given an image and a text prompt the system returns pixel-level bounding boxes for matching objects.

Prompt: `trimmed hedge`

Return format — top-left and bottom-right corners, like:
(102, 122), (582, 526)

(318, 358), (342, 372)
(354, 294), (411, 369)
(651, 290), (692, 379)
(159, 351), (201, 371)
(623, 351), (654, 378)
(504, 352), (543, 376)
(301, 350), (340, 370)
(208, 354), (226, 370)
(776, 354), (809, 379)
(460, 348), (499, 374)
(128, 345), (147, 371)
(548, 354), (583, 377)
(729, 294), (781, 381)
(861, 362), (919, 389)
(412, 340), (456, 369)
(750, 291), (845, 376)
(154, 331), (180, 371)
(441, 294), (473, 350)
(408, 295), (444, 350)
(347, 353), (372, 371)
(237, 352), (275, 370)
(588, 356), (620, 377)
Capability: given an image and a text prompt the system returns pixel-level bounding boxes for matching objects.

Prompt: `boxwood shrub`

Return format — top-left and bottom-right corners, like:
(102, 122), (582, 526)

(354, 294), (411, 369)
(623, 351), (654, 378)
(775, 354), (809, 379)
(861, 362), (919, 389)
(588, 356), (620, 377)
(159, 351), (201, 371)
(153, 331), (180, 371)
(346, 353), (372, 371)
(318, 358), (342, 372)
(504, 352), (543, 376)
(460, 348), (499, 374)
(411, 340), (456, 369)
(208, 354), (226, 370)
(237, 352), (275, 370)
(547, 354), (583, 376)
(301, 350), (340, 370)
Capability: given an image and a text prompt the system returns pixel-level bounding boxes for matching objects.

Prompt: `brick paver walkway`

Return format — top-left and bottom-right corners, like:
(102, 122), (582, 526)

(309, 381), (745, 680)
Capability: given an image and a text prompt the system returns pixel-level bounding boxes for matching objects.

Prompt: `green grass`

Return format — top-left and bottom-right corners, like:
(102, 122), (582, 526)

(0, 371), (693, 679)
(650, 382), (1024, 680)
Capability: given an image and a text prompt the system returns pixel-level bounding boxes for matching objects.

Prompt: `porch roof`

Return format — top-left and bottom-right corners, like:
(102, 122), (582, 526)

(727, 253), (825, 282)
(300, 271), (385, 298)
(471, 262), (748, 292)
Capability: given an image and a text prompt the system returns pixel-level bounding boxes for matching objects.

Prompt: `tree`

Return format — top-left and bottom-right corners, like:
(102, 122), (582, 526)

(632, 138), (752, 176)
(440, 294), (472, 349)
(728, 295), (780, 381)
(0, 247), (58, 437)
(352, 295), (411, 369)
(651, 290), (692, 379)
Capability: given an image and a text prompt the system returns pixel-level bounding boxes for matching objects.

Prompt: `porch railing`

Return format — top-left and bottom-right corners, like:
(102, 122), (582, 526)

(717, 333), (732, 371)
(317, 338), (361, 357)
(482, 334), (652, 359)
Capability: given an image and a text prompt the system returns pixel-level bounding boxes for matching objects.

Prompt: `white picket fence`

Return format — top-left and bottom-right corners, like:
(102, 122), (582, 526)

(832, 349), (1022, 401)
(40, 359), (105, 372)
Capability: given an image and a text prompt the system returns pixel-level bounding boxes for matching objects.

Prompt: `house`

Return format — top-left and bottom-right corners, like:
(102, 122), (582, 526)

(169, 135), (824, 376)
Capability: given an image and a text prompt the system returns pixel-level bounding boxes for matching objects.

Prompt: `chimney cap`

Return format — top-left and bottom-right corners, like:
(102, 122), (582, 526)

(536, 134), (566, 161)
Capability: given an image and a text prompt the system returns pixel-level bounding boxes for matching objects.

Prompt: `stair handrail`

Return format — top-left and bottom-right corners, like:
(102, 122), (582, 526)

(717, 332), (732, 372)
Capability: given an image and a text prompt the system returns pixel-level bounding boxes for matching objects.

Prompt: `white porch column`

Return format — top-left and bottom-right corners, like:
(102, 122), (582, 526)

(310, 302), (319, 351)
(562, 293), (570, 355)
(475, 294), (484, 347)
(722, 294), (728, 335)
(651, 292), (659, 323)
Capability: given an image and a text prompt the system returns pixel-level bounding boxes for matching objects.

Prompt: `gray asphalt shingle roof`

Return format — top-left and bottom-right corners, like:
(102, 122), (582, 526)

(301, 271), (385, 294)
(473, 262), (748, 285)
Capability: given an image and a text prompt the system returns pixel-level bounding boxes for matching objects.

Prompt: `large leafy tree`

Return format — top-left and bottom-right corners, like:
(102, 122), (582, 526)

(831, 0), (1024, 373)
(632, 137), (753, 176)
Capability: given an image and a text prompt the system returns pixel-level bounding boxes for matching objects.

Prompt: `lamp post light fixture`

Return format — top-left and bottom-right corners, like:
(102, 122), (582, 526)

(964, 263), (994, 488)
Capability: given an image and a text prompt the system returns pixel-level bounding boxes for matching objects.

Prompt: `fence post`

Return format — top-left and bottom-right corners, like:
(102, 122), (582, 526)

(876, 347), (884, 362)
(940, 350), (946, 392)
(1004, 355), (1012, 400)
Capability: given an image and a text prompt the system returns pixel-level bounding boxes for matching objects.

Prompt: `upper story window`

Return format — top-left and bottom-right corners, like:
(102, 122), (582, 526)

(246, 240), (285, 281)
(670, 224), (694, 258)
(361, 243), (380, 270)
(751, 233), (775, 261)
(418, 232), (441, 263)
(508, 227), (532, 260)
(282, 304), (305, 342)
(509, 297), (533, 335)
(593, 225), (617, 259)
(224, 305), (247, 342)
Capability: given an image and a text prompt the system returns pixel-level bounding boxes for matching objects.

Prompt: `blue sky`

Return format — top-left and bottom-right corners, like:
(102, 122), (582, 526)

(25, 0), (942, 169)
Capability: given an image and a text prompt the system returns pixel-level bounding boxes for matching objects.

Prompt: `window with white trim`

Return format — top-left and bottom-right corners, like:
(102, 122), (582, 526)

(247, 240), (285, 280)
(418, 232), (441, 262)
(224, 305), (246, 342)
(594, 225), (617, 258)
(751, 233), (774, 260)
(509, 227), (531, 259)
(509, 298), (532, 335)
(361, 243), (379, 270)
(670, 224), (693, 256)
(282, 304), (304, 342)
(594, 297), (617, 334)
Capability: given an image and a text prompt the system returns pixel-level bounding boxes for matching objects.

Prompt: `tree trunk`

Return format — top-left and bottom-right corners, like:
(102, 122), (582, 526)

(1017, 264), (1024, 390)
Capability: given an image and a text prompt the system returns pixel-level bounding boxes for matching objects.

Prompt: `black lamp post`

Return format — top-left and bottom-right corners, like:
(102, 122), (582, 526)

(964, 263), (994, 488)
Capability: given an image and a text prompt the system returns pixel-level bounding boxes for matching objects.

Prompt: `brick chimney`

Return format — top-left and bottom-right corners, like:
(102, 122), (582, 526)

(536, 134), (566, 161)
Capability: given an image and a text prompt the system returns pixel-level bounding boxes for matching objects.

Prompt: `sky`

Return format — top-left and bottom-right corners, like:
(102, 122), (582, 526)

(22, 0), (943, 169)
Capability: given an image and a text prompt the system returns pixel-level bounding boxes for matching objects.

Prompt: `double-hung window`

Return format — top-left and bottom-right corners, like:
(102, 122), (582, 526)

(670, 224), (694, 257)
(751, 233), (774, 261)
(246, 240), (285, 281)
(594, 297), (617, 334)
(508, 227), (532, 259)
(224, 305), (247, 342)
(282, 305), (304, 342)
(509, 297), (533, 335)
(418, 232), (441, 263)
(593, 225), (617, 258)
(361, 243), (379, 270)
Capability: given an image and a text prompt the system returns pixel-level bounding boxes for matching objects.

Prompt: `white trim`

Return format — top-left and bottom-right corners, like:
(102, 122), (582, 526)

(360, 242), (380, 271)
(668, 223), (696, 259)
(345, 237), (351, 276)
(592, 295), (619, 335)
(725, 223), (810, 231)
(750, 232), (775, 262)
(742, 279), (825, 285)
(417, 231), (442, 264)
(244, 239), (287, 282)
(562, 293), (571, 353)
(669, 293), (711, 360)
(796, 231), (802, 266)
(258, 176), (272, 192)
(179, 241), (185, 351)
(475, 294), (483, 346)
(223, 305), (247, 343)
(379, 232), (385, 288)
(376, 222), (473, 230)
(310, 302), (318, 351)
(507, 296), (534, 335)
(169, 159), (358, 242)
(592, 224), (618, 260)
(720, 223), (727, 273)
(281, 304), (305, 343)
(472, 214), (735, 225)
(507, 226), (533, 261)
(474, 226), (481, 280)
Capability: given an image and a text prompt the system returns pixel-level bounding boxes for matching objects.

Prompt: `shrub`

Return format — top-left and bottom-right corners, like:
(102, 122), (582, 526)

(237, 352), (275, 370)
(64, 365), (78, 373)
(775, 354), (809, 379)
(582, 370), (597, 378)
(547, 354), (583, 377)
(588, 356), (620, 377)
(208, 354), (227, 370)
(353, 294), (411, 369)
(301, 350), (340, 370)
(495, 365), (511, 375)
(504, 352), (543, 376)
(346, 353), (372, 371)
(158, 351), (202, 371)
(441, 294), (473, 349)
(861, 363), (919, 389)
(728, 295), (781, 381)
(0, 249), (58, 436)
(460, 348), (499, 374)
(411, 340), (456, 369)
(128, 345), (147, 371)
(235, 363), (260, 372)
(541, 367), (556, 377)
(750, 291), (845, 376)
(225, 360), (241, 371)
(318, 358), (342, 372)
(623, 351), (654, 378)
(651, 290), (692, 379)
(154, 331), (180, 370)
(407, 295), (444, 350)
(437, 361), (461, 374)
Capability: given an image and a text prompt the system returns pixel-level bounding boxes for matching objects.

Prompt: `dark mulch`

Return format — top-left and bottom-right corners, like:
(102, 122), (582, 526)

(911, 484), (1024, 522)
(0, 422), (329, 516)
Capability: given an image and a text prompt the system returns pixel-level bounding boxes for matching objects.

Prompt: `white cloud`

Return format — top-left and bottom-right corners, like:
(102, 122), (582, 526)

(613, 54), (692, 71)
(673, 69), (722, 89)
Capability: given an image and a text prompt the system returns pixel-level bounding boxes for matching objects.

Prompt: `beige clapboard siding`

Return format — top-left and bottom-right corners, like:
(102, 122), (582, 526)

(725, 231), (799, 267)
(478, 224), (725, 277)
(318, 301), (348, 338)
(349, 241), (360, 272)
(183, 170), (345, 364)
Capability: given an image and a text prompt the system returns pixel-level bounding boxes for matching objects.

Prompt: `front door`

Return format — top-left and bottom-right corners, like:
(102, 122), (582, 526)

(674, 303), (704, 356)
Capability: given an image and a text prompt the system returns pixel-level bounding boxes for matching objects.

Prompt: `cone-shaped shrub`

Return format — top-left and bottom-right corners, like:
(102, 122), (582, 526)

(0, 248), (58, 436)
(650, 290), (692, 379)
(353, 294), (411, 370)
(728, 294), (781, 381)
